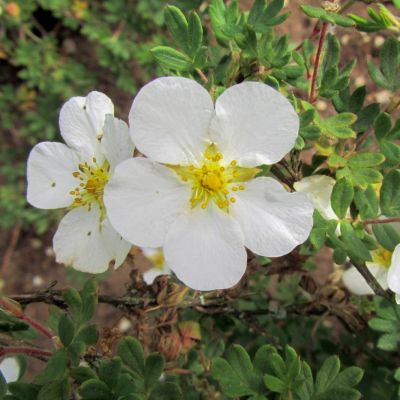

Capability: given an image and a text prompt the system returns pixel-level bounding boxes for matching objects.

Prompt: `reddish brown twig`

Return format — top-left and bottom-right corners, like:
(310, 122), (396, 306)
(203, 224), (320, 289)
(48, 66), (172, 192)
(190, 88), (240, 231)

(295, 22), (321, 52)
(309, 22), (328, 103)
(0, 298), (54, 340)
(362, 217), (400, 225)
(0, 347), (52, 359)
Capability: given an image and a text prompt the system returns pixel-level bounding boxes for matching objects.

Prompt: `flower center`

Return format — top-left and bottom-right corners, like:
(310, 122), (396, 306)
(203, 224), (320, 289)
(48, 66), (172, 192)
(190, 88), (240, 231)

(69, 158), (110, 216)
(168, 144), (259, 211)
(147, 250), (166, 270)
(371, 246), (393, 269)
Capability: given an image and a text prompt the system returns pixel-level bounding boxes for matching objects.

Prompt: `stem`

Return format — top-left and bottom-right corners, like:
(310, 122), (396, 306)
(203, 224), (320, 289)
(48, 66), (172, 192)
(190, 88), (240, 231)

(0, 298), (54, 339)
(352, 261), (391, 300)
(295, 22), (321, 51)
(362, 217), (400, 225)
(309, 22), (328, 103)
(195, 67), (209, 84)
(0, 347), (52, 359)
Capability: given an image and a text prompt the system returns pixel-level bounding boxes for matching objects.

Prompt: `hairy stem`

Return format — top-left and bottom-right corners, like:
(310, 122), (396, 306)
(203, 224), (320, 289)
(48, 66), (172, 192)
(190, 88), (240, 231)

(0, 347), (52, 359)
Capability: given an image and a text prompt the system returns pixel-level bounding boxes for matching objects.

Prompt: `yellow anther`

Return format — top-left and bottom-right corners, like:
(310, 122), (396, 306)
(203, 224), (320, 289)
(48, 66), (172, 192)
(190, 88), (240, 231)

(239, 185), (245, 190)
(201, 203), (207, 209)
(72, 171), (80, 177)
(230, 160), (237, 166)
(230, 197), (236, 203)
(220, 167), (225, 172)
(232, 186), (238, 192)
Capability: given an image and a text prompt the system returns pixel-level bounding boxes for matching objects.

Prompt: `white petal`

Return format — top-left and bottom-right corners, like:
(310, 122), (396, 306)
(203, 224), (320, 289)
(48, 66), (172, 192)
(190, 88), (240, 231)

(143, 265), (171, 284)
(59, 91), (114, 159)
(293, 175), (337, 220)
(129, 77), (214, 164)
(0, 357), (20, 383)
(210, 82), (299, 167)
(101, 115), (134, 172)
(53, 205), (129, 273)
(231, 177), (314, 257)
(343, 264), (388, 295)
(27, 142), (80, 209)
(388, 244), (400, 295)
(164, 206), (247, 290)
(104, 157), (190, 247)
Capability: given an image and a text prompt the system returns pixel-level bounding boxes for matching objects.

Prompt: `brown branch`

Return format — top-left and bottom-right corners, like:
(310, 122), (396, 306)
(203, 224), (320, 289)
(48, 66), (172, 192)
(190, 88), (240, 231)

(195, 68), (209, 84)
(0, 347), (52, 360)
(362, 217), (400, 225)
(352, 261), (391, 300)
(309, 22), (328, 103)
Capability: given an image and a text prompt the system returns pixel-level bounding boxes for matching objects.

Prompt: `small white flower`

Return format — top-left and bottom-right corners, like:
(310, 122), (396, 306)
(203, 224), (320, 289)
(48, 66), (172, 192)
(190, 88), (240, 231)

(293, 175), (337, 220)
(104, 77), (314, 290)
(27, 92), (134, 273)
(342, 244), (400, 301)
(0, 357), (20, 383)
(141, 247), (171, 284)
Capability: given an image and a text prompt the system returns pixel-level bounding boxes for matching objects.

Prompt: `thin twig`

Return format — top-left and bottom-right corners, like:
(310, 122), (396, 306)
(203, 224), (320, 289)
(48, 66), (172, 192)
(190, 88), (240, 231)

(352, 261), (391, 300)
(362, 217), (400, 225)
(195, 67), (209, 84)
(0, 347), (52, 359)
(309, 22), (328, 103)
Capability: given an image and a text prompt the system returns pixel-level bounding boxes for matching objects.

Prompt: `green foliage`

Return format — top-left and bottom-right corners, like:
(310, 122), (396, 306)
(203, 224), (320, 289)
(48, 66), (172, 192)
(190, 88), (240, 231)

(369, 297), (400, 352)
(212, 344), (364, 399)
(349, 5), (400, 32)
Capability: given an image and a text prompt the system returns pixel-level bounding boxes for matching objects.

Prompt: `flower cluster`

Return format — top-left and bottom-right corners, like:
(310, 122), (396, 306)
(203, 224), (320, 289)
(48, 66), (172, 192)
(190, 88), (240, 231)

(27, 77), (314, 290)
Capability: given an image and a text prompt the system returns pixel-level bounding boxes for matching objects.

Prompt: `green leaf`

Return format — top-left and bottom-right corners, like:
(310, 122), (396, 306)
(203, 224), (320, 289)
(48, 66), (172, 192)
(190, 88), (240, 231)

(328, 13), (356, 27)
(315, 356), (340, 394)
(118, 337), (145, 377)
(380, 141), (400, 166)
(164, 5), (188, 51)
(380, 170), (400, 217)
(34, 349), (68, 385)
(372, 223), (400, 251)
(334, 367), (364, 387)
(187, 12), (203, 57)
(99, 358), (122, 390)
(377, 332), (400, 351)
(367, 60), (389, 89)
(81, 279), (98, 323)
(70, 367), (97, 384)
(354, 186), (379, 219)
(62, 288), (82, 321)
(339, 221), (372, 262)
(211, 358), (255, 397)
(37, 378), (70, 400)
(331, 178), (354, 219)
(321, 387), (361, 400)
(320, 113), (357, 139)
(263, 375), (286, 393)
(369, 317), (399, 333)
(8, 382), (40, 400)
(151, 46), (193, 71)
(348, 153), (385, 168)
(226, 345), (254, 384)
(79, 379), (113, 400)
(381, 37), (400, 88)
(75, 324), (98, 346)
(145, 353), (165, 391)
(374, 112), (391, 141)
(58, 314), (75, 347)
(150, 382), (183, 400)
(301, 5), (326, 19)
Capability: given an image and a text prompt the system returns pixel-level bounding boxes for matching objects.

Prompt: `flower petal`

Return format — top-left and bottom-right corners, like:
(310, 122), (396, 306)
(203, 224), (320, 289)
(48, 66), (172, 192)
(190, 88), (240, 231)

(101, 115), (134, 172)
(27, 142), (80, 209)
(129, 77), (214, 164)
(53, 205), (129, 273)
(293, 175), (337, 220)
(343, 264), (388, 295)
(388, 244), (400, 295)
(59, 91), (114, 159)
(0, 357), (20, 383)
(231, 177), (314, 256)
(210, 82), (299, 167)
(104, 157), (190, 247)
(164, 206), (247, 290)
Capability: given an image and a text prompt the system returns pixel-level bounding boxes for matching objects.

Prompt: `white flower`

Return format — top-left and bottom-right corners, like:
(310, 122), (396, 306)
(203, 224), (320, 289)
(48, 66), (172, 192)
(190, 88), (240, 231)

(104, 77), (314, 291)
(293, 175), (337, 220)
(0, 357), (20, 383)
(342, 246), (396, 297)
(27, 92), (134, 273)
(141, 247), (171, 284)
